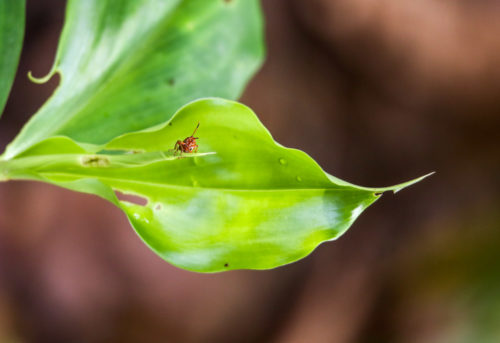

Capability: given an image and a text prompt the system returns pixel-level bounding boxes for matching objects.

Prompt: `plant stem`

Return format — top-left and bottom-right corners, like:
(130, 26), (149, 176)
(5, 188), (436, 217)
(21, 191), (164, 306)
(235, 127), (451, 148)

(0, 156), (39, 182)
(0, 158), (8, 181)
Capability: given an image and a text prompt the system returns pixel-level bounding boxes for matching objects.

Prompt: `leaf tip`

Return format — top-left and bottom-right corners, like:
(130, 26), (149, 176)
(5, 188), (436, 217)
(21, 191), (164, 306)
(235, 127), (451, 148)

(364, 171), (434, 196)
(390, 171), (435, 194)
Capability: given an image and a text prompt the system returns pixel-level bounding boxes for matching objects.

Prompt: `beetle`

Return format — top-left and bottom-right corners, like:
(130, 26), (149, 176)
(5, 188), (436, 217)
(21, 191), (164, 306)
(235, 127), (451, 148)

(174, 122), (200, 155)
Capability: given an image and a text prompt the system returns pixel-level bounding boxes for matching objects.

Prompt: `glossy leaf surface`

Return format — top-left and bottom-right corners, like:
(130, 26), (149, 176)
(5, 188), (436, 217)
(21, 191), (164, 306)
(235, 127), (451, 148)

(3, 0), (264, 159)
(0, 99), (429, 272)
(0, 0), (25, 116)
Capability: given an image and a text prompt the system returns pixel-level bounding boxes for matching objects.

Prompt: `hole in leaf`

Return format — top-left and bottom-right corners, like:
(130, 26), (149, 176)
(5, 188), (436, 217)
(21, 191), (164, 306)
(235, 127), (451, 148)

(114, 190), (148, 206)
(224, 263), (229, 268)
(81, 155), (110, 167)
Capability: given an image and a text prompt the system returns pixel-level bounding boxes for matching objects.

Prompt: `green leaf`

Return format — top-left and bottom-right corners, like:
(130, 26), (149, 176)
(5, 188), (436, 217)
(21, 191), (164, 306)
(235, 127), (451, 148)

(0, 98), (431, 272)
(3, 0), (264, 159)
(0, 0), (25, 116)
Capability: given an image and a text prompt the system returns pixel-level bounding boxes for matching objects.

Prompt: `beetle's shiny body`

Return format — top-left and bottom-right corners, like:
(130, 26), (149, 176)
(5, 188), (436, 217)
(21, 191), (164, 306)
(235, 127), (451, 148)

(174, 122), (199, 154)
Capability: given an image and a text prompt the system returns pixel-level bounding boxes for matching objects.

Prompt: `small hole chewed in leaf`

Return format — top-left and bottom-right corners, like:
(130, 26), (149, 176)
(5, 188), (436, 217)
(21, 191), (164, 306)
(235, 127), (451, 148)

(114, 190), (148, 207)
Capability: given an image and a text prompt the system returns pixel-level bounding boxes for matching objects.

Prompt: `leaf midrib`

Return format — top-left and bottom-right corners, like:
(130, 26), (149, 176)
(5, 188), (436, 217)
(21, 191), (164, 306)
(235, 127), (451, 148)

(39, 171), (359, 193)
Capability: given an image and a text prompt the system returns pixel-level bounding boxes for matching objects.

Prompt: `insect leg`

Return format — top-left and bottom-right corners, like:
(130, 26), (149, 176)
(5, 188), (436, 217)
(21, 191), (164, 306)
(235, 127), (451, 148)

(174, 140), (183, 156)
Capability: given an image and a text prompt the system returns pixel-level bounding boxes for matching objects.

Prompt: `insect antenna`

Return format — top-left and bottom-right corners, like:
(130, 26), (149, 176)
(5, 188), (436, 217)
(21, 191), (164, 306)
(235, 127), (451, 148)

(191, 122), (200, 138)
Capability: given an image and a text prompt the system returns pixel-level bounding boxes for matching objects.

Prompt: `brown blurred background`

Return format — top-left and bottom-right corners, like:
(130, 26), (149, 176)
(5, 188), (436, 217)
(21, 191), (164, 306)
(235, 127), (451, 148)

(1, 1), (500, 342)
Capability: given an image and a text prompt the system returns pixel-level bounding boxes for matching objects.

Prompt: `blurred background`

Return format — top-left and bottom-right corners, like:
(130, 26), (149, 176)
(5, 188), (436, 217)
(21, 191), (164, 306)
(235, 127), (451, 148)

(1, 0), (500, 342)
